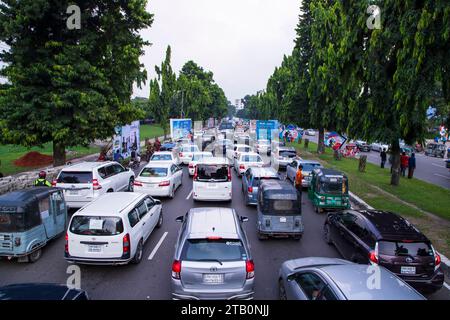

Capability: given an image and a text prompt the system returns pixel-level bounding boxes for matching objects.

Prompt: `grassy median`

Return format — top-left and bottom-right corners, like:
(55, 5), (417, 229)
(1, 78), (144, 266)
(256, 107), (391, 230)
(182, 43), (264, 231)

(290, 140), (450, 256)
(140, 124), (165, 141)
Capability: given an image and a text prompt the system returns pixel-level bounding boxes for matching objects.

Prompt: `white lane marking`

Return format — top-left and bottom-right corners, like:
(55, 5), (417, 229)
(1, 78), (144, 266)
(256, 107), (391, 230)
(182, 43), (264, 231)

(444, 282), (450, 292)
(434, 174), (450, 180)
(148, 232), (168, 260)
(186, 190), (193, 200)
(432, 163), (445, 169)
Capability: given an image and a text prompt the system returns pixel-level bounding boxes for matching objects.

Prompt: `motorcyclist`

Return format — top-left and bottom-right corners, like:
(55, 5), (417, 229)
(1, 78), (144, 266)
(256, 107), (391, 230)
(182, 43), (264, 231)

(34, 171), (52, 187)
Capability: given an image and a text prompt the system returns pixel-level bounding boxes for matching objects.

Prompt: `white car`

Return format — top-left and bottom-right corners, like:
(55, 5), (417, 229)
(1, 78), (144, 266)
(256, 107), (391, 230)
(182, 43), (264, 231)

(193, 157), (232, 202)
(226, 144), (254, 164)
(188, 152), (213, 176)
(255, 139), (271, 155)
(178, 144), (201, 165)
(234, 152), (264, 176)
(305, 129), (315, 136)
(53, 161), (135, 209)
(271, 147), (298, 170)
(134, 162), (183, 198)
(371, 142), (389, 152)
(65, 192), (162, 265)
(149, 151), (180, 165)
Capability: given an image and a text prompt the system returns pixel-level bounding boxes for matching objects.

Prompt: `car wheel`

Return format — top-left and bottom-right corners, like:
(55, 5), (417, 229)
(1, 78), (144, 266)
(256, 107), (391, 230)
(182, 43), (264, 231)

(293, 235), (302, 241)
(131, 240), (143, 264)
(156, 211), (163, 228)
(28, 248), (42, 263)
(107, 189), (114, 193)
(257, 230), (268, 240)
(279, 279), (287, 300)
(324, 223), (332, 245)
(128, 178), (134, 192)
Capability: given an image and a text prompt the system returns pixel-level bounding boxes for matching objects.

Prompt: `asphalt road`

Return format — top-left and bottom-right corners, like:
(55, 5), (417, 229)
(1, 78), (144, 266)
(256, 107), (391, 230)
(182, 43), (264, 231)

(1, 162), (449, 300)
(304, 135), (450, 189)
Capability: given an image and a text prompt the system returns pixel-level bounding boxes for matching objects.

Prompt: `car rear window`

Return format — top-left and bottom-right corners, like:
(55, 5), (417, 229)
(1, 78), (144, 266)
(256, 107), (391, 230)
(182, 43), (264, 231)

(140, 167), (168, 177)
(301, 163), (321, 171)
(57, 171), (93, 184)
(70, 216), (124, 236)
(192, 154), (212, 161)
(261, 199), (301, 215)
(252, 176), (280, 187)
(378, 241), (433, 257)
(279, 151), (297, 158)
(242, 155), (262, 162)
(181, 239), (247, 262)
(196, 164), (228, 181)
(238, 147), (252, 153)
(151, 154), (172, 161)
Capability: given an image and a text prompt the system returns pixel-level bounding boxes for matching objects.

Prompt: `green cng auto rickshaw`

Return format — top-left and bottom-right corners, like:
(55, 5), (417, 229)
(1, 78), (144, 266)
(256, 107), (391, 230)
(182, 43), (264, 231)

(308, 168), (350, 213)
(0, 187), (68, 262)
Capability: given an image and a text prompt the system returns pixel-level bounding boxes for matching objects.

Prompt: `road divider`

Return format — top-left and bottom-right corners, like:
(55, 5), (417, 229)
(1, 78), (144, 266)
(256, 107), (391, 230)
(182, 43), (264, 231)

(148, 232), (168, 260)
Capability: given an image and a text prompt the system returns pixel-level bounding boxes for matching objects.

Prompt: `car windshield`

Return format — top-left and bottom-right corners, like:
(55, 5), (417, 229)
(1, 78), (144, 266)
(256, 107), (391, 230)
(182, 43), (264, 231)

(192, 154), (212, 161)
(378, 241), (433, 257)
(196, 164), (228, 181)
(0, 212), (26, 232)
(242, 155), (262, 162)
(151, 154), (172, 161)
(280, 151), (297, 158)
(140, 167), (168, 177)
(181, 239), (247, 262)
(301, 163), (322, 172)
(57, 171), (93, 184)
(70, 216), (124, 236)
(261, 199), (301, 215)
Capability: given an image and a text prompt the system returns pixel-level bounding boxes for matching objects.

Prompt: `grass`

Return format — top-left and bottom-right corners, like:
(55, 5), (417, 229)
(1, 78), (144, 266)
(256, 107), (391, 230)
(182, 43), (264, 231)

(140, 124), (164, 141)
(291, 140), (450, 256)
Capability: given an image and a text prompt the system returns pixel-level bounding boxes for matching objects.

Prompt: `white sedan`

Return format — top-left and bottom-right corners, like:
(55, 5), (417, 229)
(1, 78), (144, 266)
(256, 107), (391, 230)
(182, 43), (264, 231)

(227, 144), (254, 164)
(234, 152), (264, 176)
(188, 152), (213, 176)
(305, 129), (316, 136)
(371, 142), (389, 152)
(255, 139), (271, 155)
(134, 162), (183, 198)
(178, 144), (200, 165)
(149, 152), (180, 165)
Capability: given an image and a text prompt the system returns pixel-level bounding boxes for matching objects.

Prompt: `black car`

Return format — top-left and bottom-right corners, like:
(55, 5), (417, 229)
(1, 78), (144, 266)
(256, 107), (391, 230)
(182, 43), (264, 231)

(323, 210), (444, 293)
(0, 283), (89, 300)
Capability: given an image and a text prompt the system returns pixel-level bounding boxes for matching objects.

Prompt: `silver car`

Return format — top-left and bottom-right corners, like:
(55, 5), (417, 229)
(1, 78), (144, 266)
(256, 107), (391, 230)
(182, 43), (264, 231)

(286, 159), (322, 188)
(278, 257), (426, 300)
(172, 207), (254, 300)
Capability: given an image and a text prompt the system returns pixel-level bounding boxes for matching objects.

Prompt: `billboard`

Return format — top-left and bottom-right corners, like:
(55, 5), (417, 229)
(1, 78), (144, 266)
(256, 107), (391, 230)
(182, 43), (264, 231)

(112, 121), (140, 160)
(170, 118), (192, 140)
(256, 120), (279, 141)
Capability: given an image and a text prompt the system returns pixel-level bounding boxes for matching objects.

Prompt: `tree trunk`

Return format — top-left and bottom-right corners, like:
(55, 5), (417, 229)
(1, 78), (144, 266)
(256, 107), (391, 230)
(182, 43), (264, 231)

(390, 140), (401, 186)
(359, 155), (367, 172)
(317, 127), (325, 154)
(53, 141), (66, 167)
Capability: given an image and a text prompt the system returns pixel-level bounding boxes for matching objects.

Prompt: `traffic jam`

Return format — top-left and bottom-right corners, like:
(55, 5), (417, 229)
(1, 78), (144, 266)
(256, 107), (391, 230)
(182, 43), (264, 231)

(0, 118), (447, 301)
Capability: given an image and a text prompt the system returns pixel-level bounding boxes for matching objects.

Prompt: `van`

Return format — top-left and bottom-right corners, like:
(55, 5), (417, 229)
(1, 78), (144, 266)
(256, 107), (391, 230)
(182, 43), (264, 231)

(193, 158), (232, 202)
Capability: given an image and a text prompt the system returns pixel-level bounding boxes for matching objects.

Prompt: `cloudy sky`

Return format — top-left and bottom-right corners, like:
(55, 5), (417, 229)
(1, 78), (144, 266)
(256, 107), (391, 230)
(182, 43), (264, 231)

(134, 0), (300, 103)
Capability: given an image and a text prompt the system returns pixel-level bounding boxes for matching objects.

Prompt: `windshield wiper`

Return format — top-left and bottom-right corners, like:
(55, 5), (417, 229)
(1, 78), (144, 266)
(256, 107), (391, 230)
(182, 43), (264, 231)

(195, 259), (223, 265)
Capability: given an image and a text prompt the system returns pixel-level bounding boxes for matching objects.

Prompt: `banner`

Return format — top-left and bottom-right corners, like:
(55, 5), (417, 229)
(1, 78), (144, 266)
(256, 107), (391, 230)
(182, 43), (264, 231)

(256, 120), (279, 141)
(170, 118), (192, 140)
(112, 121), (140, 160)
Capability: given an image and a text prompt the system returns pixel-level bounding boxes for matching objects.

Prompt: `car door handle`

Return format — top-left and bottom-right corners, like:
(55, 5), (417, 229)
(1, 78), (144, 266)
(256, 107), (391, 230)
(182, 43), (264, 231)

(142, 222), (146, 226)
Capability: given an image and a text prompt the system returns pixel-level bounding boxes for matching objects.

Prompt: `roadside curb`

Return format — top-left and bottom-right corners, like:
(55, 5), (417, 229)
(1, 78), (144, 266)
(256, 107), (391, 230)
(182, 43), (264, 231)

(349, 191), (450, 278)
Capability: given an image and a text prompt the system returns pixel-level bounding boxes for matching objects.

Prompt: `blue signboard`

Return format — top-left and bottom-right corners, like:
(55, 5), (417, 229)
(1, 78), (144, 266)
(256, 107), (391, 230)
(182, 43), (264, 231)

(256, 120), (279, 141)
(170, 119), (192, 140)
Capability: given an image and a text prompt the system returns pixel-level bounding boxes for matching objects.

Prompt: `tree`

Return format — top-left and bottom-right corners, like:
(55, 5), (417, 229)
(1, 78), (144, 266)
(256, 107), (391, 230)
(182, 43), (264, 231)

(0, 0), (152, 165)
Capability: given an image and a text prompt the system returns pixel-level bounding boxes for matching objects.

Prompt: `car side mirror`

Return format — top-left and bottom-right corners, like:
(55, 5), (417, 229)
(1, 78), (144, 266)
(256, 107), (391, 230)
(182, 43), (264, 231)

(176, 216), (184, 223)
(240, 216), (249, 223)
(154, 199), (161, 205)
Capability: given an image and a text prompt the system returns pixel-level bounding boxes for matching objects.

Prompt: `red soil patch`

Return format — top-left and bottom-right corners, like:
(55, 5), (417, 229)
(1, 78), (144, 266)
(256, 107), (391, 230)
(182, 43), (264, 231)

(13, 151), (53, 167)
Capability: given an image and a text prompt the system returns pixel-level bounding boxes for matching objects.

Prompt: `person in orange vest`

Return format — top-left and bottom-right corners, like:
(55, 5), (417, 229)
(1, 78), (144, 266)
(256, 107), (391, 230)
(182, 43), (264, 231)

(295, 165), (303, 192)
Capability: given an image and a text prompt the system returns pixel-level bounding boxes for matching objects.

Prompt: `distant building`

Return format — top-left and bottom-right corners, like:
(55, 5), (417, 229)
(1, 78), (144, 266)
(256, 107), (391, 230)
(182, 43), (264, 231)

(235, 99), (244, 110)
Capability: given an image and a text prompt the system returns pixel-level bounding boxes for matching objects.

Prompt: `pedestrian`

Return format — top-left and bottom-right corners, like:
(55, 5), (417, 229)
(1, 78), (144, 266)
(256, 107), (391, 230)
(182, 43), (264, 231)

(408, 153), (416, 179)
(400, 152), (409, 177)
(380, 149), (387, 168)
(113, 149), (121, 162)
(34, 171), (52, 187)
(295, 165), (303, 199)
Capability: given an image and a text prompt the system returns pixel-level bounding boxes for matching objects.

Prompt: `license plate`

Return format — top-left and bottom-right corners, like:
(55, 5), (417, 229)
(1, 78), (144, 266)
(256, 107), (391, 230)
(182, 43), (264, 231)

(280, 217), (287, 223)
(207, 184), (217, 189)
(68, 190), (79, 195)
(88, 245), (102, 253)
(400, 266), (416, 275)
(203, 274), (224, 284)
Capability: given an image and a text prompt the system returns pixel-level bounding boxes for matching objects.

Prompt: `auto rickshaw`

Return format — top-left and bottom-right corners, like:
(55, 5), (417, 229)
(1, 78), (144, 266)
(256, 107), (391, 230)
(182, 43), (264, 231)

(308, 168), (350, 213)
(0, 187), (68, 262)
(256, 180), (303, 240)
(425, 143), (446, 158)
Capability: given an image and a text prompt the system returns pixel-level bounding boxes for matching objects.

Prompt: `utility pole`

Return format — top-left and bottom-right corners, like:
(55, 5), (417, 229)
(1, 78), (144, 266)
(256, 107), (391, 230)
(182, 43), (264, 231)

(180, 91), (184, 119)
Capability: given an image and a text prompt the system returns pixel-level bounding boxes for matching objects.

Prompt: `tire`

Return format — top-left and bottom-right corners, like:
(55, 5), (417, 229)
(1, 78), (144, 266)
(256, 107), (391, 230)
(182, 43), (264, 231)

(28, 248), (42, 263)
(279, 279), (287, 300)
(324, 223), (332, 245)
(293, 235), (302, 241)
(156, 211), (163, 228)
(257, 230), (268, 240)
(128, 178), (134, 192)
(131, 240), (143, 265)
(107, 189), (114, 193)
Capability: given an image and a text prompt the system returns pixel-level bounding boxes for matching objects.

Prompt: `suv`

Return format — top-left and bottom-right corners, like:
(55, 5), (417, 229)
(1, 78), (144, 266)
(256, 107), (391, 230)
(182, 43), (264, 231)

(171, 207), (254, 300)
(53, 162), (135, 209)
(323, 210), (444, 293)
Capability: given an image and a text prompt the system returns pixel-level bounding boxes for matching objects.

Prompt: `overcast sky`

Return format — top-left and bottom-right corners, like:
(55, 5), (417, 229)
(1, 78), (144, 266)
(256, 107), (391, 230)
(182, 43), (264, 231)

(133, 0), (300, 103)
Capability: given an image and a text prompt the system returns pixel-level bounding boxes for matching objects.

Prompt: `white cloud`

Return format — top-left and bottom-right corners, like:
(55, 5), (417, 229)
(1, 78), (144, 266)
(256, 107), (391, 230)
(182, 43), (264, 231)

(134, 0), (300, 102)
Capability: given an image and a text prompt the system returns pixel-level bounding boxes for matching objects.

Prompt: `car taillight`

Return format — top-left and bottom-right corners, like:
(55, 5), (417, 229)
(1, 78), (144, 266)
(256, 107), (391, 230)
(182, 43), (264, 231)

(92, 179), (102, 190)
(51, 179), (57, 187)
(159, 181), (170, 187)
(248, 186), (253, 193)
(65, 232), (69, 254)
(239, 164), (245, 170)
(246, 260), (255, 279)
(435, 252), (441, 268)
(188, 163), (194, 169)
(227, 168), (232, 181)
(123, 233), (130, 254)
(134, 180), (143, 187)
(172, 260), (181, 279)
(179, 152), (183, 158)
(369, 250), (378, 264)
(207, 236), (222, 240)
(194, 167), (198, 181)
